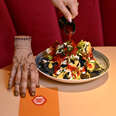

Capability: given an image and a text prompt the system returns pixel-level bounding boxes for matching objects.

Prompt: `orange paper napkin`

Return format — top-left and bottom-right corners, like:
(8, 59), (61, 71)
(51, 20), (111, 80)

(19, 88), (60, 116)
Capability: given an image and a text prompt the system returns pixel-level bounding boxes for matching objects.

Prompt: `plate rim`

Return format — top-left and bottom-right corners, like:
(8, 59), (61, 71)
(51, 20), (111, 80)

(36, 49), (110, 83)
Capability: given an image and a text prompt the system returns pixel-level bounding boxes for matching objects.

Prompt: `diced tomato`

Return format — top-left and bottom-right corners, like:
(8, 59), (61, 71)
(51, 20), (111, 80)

(91, 58), (96, 61)
(80, 67), (86, 72)
(72, 73), (76, 79)
(82, 56), (87, 61)
(54, 56), (61, 65)
(71, 47), (78, 55)
(67, 65), (77, 71)
(71, 40), (77, 47)
(53, 55), (64, 66)
(87, 63), (92, 68)
(88, 52), (93, 58)
(64, 47), (67, 51)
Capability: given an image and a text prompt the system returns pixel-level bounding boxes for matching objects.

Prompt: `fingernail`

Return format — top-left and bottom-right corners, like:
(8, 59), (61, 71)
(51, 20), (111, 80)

(36, 85), (40, 88)
(21, 93), (26, 98)
(8, 85), (11, 90)
(31, 91), (35, 96)
(69, 17), (72, 23)
(14, 91), (19, 96)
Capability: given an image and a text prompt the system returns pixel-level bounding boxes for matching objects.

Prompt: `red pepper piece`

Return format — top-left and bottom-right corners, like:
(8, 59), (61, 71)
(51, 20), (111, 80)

(67, 65), (77, 71)
(71, 47), (78, 55)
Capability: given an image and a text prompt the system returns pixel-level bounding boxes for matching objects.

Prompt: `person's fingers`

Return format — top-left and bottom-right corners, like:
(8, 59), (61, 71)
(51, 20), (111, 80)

(76, 1), (79, 15)
(8, 63), (18, 89)
(68, 1), (78, 19)
(77, 1), (79, 7)
(30, 64), (37, 96)
(32, 57), (39, 87)
(14, 64), (22, 96)
(57, 2), (72, 22)
(36, 71), (39, 88)
(30, 71), (36, 96)
(20, 63), (29, 98)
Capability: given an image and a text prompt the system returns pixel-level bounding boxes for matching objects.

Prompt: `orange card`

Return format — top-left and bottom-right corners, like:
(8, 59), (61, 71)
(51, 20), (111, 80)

(19, 88), (60, 116)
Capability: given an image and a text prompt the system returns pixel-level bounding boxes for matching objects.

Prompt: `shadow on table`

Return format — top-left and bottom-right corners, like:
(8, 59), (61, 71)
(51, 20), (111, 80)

(4, 65), (109, 93)
(40, 72), (109, 93)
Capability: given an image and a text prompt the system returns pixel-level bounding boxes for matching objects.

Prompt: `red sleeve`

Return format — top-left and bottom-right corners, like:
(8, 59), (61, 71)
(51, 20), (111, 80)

(100, 0), (116, 46)
(5, 0), (62, 55)
(0, 0), (16, 68)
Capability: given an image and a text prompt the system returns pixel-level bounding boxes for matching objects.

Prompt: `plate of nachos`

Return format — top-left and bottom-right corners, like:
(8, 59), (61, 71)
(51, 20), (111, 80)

(36, 40), (109, 83)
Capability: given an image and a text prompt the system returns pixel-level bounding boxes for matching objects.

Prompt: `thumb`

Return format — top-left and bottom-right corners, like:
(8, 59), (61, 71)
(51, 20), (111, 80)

(57, 2), (72, 22)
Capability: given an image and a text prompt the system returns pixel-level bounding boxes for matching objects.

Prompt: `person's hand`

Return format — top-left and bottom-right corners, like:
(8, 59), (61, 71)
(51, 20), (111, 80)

(52, 0), (79, 22)
(8, 36), (39, 97)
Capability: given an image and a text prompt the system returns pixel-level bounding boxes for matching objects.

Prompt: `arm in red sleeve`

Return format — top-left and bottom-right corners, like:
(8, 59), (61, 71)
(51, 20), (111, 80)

(0, 0), (16, 68)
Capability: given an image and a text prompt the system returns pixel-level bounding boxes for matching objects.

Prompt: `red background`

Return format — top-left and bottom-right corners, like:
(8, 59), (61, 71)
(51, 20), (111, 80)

(0, 0), (116, 67)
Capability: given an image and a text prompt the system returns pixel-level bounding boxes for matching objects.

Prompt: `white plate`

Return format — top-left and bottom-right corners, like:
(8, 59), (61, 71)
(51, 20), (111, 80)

(36, 49), (110, 83)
